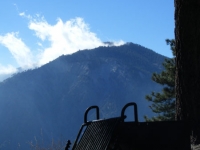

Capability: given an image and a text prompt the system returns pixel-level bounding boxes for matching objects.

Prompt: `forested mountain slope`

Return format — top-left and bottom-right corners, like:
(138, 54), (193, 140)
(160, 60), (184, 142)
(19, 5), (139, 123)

(0, 43), (166, 149)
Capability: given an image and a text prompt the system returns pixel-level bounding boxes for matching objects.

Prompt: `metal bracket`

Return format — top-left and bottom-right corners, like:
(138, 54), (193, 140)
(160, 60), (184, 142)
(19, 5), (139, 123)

(121, 102), (138, 123)
(84, 105), (100, 123)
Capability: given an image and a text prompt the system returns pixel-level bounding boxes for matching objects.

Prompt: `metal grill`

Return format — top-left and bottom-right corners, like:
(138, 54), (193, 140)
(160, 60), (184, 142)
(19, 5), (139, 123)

(73, 117), (121, 150)
(70, 102), (191, 150)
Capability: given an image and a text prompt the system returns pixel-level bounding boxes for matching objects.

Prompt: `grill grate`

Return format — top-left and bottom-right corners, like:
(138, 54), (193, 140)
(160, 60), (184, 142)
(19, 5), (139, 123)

(73, 117), (121, 150)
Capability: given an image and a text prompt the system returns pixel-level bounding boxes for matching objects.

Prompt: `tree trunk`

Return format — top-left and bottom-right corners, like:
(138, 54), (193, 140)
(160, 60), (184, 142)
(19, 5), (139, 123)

(175, 0), (200, 144)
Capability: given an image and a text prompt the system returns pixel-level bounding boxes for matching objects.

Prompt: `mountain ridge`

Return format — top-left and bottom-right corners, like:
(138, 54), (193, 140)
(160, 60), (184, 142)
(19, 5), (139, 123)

(0, 42), (166, 149)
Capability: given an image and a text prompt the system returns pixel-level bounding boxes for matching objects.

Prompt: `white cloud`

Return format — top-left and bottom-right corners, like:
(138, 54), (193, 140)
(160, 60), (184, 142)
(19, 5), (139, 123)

(0, 64), (17, 74)
(0, 64), (17, 82)
(0, 32), (33, 69)
(0, 13), (125, 80)
(29, 17), (105, 66)
(113, 40), (125, 46)
(19, 12), (25, 16)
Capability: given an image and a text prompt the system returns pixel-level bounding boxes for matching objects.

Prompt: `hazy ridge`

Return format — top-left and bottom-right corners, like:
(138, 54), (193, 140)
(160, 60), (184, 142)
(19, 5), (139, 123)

(0, 43), (166, 149)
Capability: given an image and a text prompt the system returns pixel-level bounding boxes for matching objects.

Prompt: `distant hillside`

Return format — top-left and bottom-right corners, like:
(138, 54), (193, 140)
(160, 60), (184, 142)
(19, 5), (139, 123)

(0, 43), (166, 149)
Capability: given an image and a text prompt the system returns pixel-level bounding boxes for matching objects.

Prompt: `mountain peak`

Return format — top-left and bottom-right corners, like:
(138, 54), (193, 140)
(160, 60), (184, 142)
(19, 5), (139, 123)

(0, 44), (165, 149)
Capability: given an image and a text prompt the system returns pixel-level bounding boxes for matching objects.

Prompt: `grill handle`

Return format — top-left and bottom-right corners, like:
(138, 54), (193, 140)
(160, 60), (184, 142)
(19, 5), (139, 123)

(84, 105), (100, 123)
(121, 102), (138, 123)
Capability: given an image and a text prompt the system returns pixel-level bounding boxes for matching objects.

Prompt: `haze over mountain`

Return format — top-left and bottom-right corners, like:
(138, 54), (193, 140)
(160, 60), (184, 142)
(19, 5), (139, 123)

(0, 43), (166, 149)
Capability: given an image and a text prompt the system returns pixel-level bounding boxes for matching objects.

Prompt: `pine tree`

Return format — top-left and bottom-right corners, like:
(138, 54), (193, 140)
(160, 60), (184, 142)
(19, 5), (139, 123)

(144, 39), (175, 121)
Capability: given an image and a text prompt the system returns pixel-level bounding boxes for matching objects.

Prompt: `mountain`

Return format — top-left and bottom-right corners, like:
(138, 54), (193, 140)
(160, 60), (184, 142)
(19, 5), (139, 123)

(0, 43), (166, 149)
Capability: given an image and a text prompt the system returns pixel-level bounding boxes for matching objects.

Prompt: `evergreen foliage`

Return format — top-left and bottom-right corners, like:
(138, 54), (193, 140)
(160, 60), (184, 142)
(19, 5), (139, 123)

(144, 39), (175, 121)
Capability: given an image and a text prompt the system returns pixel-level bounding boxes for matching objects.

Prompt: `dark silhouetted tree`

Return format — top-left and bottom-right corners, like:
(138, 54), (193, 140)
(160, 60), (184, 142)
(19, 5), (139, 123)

(175, 0), (200, 145)
(145, 39), (175, 121)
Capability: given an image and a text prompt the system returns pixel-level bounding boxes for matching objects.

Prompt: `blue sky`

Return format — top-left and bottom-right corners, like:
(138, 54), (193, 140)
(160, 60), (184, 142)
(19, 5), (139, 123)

(0, 0), (174, 81)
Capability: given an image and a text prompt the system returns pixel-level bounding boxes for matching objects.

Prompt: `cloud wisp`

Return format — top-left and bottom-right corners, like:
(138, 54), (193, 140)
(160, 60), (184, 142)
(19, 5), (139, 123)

(0, 32), (33, 69)
(28, 17), (105, 66)
(0, 13), (125, 81)
(0, 64), (18, 81)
